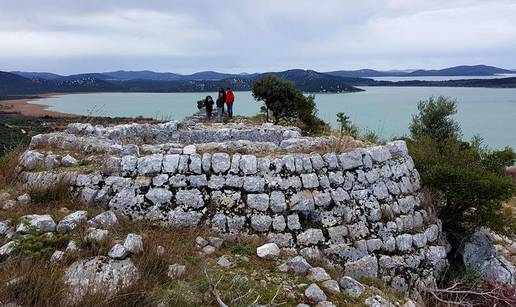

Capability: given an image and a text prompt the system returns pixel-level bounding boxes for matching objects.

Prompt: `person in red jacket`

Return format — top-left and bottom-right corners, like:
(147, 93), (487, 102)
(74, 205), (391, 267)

(225, 87), (235, 119)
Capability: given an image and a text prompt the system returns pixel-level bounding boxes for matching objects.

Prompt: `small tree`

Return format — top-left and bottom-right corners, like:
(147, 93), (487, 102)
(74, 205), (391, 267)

(252, 75), (328, 134)
(407, 96), (516, 253)
(252, 75), (298, 123)
(409, 96), (461, 142)
(336, 112), (358, 138)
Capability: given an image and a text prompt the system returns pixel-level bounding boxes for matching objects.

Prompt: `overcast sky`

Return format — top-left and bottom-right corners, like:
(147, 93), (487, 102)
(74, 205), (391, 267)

(1, 0), (515, 74)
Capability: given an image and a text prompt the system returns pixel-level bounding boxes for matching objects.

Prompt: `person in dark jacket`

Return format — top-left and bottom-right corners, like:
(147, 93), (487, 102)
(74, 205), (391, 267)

(216, 88), (225, 121)
(225, 87), (235, 119)
(204, 95), (214, 121)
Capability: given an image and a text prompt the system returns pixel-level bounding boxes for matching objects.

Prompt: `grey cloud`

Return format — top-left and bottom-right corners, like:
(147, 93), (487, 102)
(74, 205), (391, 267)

(1, 0), (515, 74)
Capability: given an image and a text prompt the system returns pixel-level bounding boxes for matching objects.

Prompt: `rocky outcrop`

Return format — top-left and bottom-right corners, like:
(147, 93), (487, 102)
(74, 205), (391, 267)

(461, 230), (516, 285)
(16, 120), (449, 291)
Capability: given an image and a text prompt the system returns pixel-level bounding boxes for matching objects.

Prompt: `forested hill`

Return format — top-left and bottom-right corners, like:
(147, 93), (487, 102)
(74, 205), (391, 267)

(367, 77), (516, 88)
(2, 68), (516, 96)
(0, 70), (363, 95)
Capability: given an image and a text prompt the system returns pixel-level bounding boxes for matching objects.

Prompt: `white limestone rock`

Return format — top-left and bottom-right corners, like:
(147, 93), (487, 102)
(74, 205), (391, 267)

(85, 228), (108, 243)
(62, 154), (79, 167)
(123, 233), (144, 254)
(305, 283), (327, 303)
(108, 243), (130, 260)
(89, 211), (118, 227)
(57, 211), (88, 233)
(16, 214), (56, 233)
(19, 150), (45, 170)
(247, 193), (269, 211)
(16, 193), (31, 206)
(339, 276), (365, 298)
(63, 256), (139, 301)
(344, 255), (378, 279)
(308, 267), (331, 282)
(145, 188), (173, 206)
(288, 256), (312, 274)
(50, 250), (65, 264)
(257, 243), (280, 260)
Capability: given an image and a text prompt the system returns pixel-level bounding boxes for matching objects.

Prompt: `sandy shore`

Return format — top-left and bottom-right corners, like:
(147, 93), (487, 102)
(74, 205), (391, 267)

(0, 93), (78, 117)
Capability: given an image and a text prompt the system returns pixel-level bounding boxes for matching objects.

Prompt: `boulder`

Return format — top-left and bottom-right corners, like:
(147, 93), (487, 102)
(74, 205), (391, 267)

(50, 250), (65, 264)
(16, 193), (31, 206)
(321, 279), (341, 294)
(217, 255), (232, 268)
(339, 276), (365, 298)
(123, 233), (144, 254)
(19, 150), (44, 170)
(63, 256), (139, 301)
(16, 214), (56, 233)
(57, 211), (88, 233)
(462, 231), (516, 285)
(208, 237), (224, 249)
(89, 211), (118, 227)
(85, 228), (108, 243)
(305, 283), (327, 303)
(108, 244), (130, 260)
(308, 267), (331, 282)
(0, 241), (15, 256)
(195, 236), (209, 248)
(61, 154), (79, 166)
(288, 256), (312, 274)
(256, 243), (280, 260)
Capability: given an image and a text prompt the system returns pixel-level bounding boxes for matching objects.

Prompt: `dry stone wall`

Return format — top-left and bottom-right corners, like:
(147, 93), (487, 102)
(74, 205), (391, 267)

(17, 120), (449, 291)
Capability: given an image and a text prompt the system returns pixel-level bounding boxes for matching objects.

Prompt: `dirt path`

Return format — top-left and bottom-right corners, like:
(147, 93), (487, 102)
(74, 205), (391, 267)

(0, 93), (77, 118)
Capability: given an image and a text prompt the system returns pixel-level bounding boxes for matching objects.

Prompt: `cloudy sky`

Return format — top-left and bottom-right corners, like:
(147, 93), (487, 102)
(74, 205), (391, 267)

(1, 0), (515, 74)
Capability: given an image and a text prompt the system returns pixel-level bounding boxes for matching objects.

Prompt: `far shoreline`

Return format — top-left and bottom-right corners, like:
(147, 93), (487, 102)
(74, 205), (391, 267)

(0, 93), (78, 118)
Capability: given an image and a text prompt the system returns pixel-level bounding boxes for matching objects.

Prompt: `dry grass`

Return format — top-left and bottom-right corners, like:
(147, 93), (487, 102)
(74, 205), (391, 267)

(0, 146), (22, 188)
(0, 257), (67, 306)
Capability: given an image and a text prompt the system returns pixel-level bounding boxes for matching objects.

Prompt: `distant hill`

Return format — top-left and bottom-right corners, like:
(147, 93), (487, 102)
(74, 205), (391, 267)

(406, 65), (513, 76)
(10, 71), (63, 80)
(4, 66), (516, 96)
(104, 70), (258, 81)
(371, 77), (516, 88)
(104, 70), (183, 81)
(0, 71), (117, 94)
(326, 65), (515, 78)
(0, 69), (362, 94)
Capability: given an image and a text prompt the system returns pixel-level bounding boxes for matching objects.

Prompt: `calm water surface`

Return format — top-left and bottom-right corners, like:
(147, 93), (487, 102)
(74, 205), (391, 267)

(30, 87), (516, 149)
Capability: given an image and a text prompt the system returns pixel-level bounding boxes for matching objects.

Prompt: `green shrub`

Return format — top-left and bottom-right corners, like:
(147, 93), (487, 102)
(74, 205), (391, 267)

(409, 96), (460, 142)
(361, 130), (381, 144)
(13, 226), (69, 258)
(407, 96), (516, 251)
(230, 242), (254, 256)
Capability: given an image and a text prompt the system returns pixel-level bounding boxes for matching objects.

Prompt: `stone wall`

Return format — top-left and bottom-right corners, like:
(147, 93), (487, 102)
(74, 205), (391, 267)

(18, 121), (449, 291)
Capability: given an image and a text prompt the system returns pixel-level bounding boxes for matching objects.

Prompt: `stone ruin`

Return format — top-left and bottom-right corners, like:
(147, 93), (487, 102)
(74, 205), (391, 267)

(16, 119), (449, 292)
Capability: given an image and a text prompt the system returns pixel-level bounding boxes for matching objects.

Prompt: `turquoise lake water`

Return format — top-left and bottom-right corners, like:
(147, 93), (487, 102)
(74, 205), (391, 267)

(30, 87), (516, 149)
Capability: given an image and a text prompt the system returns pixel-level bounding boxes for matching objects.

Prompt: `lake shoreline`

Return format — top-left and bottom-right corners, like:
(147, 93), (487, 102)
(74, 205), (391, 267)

(0, 93), (78, 118)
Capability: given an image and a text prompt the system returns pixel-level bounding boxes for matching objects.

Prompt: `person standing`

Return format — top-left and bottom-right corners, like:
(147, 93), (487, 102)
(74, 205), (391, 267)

(204, 95), (214, 121)
(225, 87), (235, 119)
(216, 89), (225, 121)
